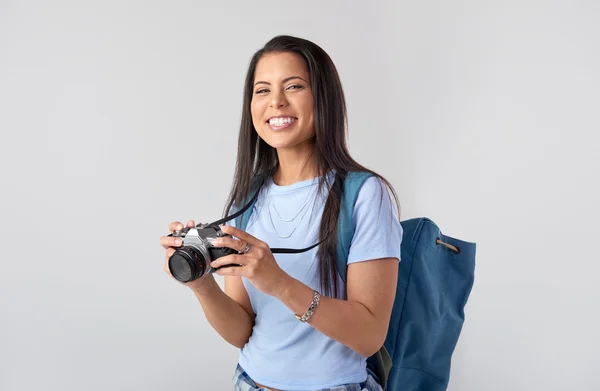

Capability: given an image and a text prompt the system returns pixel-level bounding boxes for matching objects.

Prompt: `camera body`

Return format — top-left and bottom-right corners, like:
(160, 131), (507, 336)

(168, 223), (238, 283)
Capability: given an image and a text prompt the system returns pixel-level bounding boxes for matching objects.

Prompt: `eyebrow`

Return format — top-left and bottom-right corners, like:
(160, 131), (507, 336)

(254, 76), (308, 87)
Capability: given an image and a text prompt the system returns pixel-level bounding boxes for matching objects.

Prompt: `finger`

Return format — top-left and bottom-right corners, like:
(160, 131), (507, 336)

(214, 263), (245, 277)
(169, 221), (184, 232)
(210, 254), (247, 269)
(160, 235), (183, 249)
(211, 237), (247, 253)
(186, 220), (195, 228)
(164, 248), (176, 274)
(220, 225), (261, 245)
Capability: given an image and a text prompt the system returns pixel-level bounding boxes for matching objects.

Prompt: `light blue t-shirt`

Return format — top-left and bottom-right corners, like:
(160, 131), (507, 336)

(234, 172), (402, 390)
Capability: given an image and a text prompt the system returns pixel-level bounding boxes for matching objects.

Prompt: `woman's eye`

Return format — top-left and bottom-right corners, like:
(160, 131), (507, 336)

(255, 85), (301, 94)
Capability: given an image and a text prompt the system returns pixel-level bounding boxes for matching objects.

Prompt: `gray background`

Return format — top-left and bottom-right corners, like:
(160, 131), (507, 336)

(1, 1), (599, 390)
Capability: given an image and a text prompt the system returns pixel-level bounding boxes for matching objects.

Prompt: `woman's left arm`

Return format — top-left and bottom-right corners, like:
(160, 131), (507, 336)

(275, 257), (399, 357)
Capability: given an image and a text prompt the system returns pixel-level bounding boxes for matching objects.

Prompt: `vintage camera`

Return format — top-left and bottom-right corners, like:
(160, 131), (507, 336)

(168, 224), (239, 283)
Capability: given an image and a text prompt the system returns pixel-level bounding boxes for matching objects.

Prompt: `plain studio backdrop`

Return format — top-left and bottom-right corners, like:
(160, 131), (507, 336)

(1, 1), (598, 390)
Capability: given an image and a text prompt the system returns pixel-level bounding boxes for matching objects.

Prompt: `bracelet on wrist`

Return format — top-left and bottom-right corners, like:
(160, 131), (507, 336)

(295, 290), (321, 323)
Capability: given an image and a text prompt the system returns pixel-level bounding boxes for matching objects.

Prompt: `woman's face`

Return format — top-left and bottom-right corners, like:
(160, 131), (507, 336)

(251, 51), (315, 151)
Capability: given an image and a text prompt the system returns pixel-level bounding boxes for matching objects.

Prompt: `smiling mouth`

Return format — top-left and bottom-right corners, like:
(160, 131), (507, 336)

(267, 116), (297, 130)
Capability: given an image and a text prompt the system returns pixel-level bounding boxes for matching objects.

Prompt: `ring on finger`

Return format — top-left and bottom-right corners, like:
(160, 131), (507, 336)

(241, 242), (251, 254)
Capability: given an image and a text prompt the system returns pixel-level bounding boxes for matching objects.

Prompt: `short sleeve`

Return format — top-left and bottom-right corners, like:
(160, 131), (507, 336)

(346, 177), (403, 265)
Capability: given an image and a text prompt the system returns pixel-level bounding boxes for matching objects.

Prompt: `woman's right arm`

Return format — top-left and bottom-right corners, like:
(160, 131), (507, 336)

(189, 275), (254, 349)
(161, 220), (255, 349)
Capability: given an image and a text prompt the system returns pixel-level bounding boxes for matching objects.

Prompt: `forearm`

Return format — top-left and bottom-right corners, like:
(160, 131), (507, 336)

(191, 275), (254, 349)
(274, 275), (387, 357)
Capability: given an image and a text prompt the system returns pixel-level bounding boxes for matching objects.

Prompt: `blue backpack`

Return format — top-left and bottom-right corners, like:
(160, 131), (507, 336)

(236, 171), (476, 391)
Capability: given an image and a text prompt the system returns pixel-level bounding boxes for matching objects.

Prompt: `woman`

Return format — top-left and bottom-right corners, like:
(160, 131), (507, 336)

(160, 35), (403, 391)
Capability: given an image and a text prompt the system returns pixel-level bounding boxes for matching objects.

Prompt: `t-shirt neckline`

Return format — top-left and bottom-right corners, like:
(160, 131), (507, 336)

(268, 170), (335, 194)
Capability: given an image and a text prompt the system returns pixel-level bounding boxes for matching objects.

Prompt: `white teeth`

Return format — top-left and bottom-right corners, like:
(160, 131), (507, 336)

(269, 117), (294, 126)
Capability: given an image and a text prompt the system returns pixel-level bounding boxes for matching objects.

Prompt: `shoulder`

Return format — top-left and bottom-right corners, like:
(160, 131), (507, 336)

(345, 172), (402, 264)
(343, 172), (396, 214)
(352, 175), (399, 224)
(356, 175), (388, 199)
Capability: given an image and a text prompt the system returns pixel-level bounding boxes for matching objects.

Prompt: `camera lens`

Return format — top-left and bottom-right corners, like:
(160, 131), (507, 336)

(169, 246), (207, 283)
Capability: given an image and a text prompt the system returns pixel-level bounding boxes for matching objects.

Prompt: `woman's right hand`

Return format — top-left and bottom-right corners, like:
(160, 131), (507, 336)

(160, 220), (214, 291)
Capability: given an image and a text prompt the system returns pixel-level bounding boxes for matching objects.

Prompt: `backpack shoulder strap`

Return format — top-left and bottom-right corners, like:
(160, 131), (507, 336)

(335, 171), (374, 283)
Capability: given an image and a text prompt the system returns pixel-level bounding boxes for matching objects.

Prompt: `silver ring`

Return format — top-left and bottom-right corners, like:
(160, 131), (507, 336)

(241, 242), (251, 254)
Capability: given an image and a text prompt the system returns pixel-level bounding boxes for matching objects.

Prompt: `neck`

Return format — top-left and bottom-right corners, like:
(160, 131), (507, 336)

(273, 141), (318, 186)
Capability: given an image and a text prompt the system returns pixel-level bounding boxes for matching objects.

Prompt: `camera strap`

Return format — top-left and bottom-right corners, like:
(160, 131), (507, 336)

(207, 184), (327, 255)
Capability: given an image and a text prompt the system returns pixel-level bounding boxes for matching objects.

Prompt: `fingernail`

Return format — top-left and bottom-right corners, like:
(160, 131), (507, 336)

(175, 239), (182, 245)
(177, 225), (183, 230)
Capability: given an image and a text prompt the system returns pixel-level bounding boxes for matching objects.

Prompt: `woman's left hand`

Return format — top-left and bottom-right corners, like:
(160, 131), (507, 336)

(209, 225), (288, 297)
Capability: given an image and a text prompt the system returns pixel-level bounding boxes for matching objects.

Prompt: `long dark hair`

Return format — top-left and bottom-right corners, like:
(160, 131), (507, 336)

(224, 35), (400, 298)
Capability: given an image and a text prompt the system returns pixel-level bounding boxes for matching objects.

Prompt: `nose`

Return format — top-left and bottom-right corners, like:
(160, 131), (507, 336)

(269, 89), (288, 108)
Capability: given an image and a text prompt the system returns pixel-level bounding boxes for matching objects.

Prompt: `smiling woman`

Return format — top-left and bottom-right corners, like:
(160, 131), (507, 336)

(159, 35), (402, 391)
